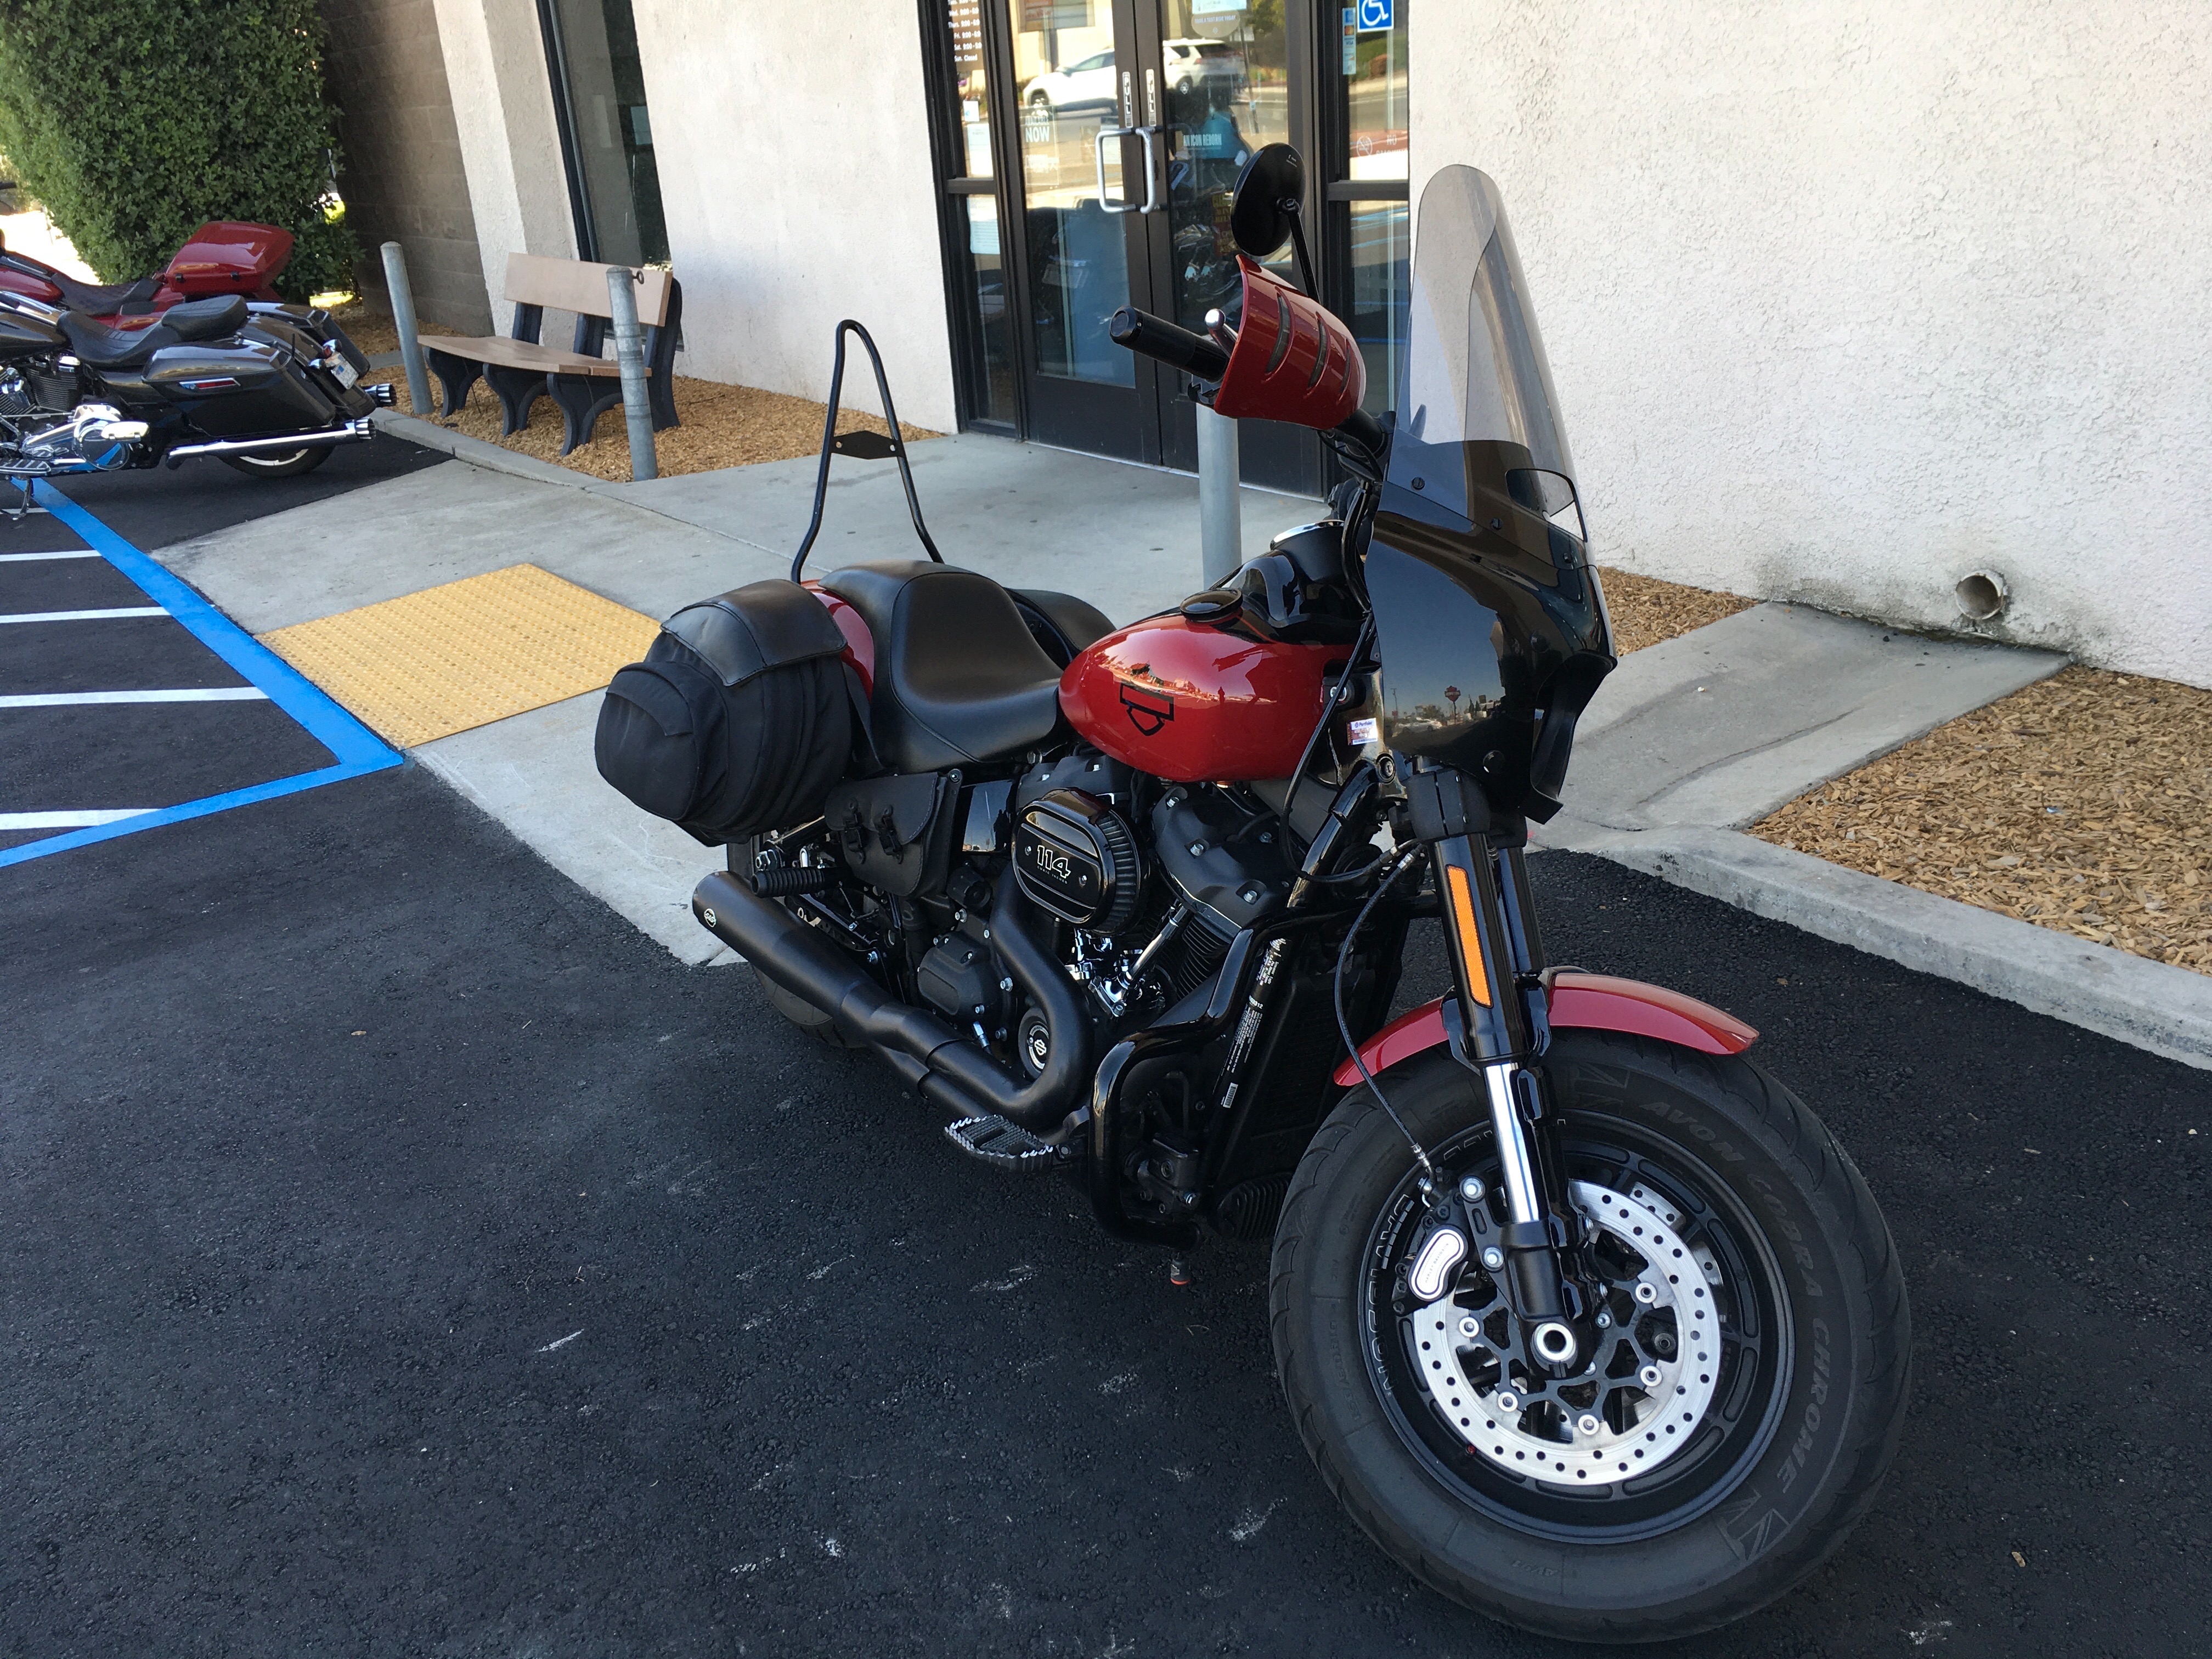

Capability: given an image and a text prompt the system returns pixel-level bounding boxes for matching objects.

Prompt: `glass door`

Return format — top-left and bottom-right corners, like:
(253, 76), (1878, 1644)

(998, 0), (1158, 460)
(928, 1), (1401, 496)
(1141, 0), (1313, 490)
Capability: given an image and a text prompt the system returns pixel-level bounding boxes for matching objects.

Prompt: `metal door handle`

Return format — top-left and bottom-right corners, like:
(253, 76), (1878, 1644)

(1094, 125), (1162, 215)
(1094, 125), (1138, 215)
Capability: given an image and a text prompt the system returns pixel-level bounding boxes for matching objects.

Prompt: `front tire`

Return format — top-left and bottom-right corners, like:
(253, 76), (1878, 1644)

(219, 445), (332, 478)
(1270, 1033), (1909, 1643)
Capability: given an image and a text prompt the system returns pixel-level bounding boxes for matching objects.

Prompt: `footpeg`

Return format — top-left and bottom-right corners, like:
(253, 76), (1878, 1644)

(944, 1114), (1060, 1171)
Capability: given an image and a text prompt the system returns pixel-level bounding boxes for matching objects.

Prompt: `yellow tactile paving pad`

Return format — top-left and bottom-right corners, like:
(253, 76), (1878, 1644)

(259, 565), (659, 748)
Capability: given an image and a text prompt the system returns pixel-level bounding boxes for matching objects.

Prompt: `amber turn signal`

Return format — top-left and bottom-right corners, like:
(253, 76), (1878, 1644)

(1444, 863), (1492, 1007)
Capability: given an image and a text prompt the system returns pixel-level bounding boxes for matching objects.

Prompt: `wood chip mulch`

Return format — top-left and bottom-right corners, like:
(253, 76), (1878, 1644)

(1594, 568), (1756, 654)
(328, 302), (933, 481)
(1752, 665), (2212, 973)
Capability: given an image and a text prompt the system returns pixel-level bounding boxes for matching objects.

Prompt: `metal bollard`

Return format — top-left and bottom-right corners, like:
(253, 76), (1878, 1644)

(1197, 400), (1242, 588)
(605, 265), (658, 482)
(379, 241), (432, 417)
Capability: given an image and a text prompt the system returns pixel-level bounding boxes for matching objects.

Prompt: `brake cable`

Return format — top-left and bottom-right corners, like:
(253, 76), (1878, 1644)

(1333, 844), (1437, 1183)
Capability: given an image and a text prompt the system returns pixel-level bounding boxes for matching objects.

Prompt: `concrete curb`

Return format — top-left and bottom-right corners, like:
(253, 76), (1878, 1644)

(369, 408), (592, 489)
(1562, 823), (2212, 1070)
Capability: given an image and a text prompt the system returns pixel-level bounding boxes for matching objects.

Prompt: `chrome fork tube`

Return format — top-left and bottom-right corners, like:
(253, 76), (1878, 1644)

(1483, 1062), (1544, 1228)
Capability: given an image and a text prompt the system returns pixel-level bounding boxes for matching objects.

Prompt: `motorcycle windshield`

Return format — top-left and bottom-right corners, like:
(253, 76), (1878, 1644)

(1390, 166), (1573, 527)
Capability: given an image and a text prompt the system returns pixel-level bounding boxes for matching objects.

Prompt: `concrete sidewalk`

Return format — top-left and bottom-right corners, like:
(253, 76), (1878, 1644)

(154, 427), (1315, 964)
(150, 427), (2210, 1061)
(1534, 604), (2212, 1067)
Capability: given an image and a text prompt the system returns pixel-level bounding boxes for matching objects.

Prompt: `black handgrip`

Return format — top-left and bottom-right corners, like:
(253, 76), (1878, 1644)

(1109, 306), (1229, 382)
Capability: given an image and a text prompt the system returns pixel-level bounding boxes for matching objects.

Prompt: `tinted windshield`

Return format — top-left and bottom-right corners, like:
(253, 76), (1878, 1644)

(1390, 165), (1571, 523)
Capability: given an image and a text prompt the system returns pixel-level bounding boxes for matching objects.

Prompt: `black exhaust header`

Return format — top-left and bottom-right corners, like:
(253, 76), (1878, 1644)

(692, 862), (1090, 1131)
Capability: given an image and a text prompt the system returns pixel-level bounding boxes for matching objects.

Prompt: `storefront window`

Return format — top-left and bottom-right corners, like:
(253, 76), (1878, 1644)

(1340, 0), (1407, 183)
(540, 0), (668, 264)
(1161, 0), (1291, 332)
(963, 196), (1018, 421)
(946, 0), (995, 175)
(1332, 0), (1407, 413)
(1007, 0), (1132, 386)
(1346, 198), (1407, 414)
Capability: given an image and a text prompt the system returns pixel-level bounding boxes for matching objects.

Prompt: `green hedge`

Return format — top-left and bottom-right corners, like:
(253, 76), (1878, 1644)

(0, 0), (354, 297)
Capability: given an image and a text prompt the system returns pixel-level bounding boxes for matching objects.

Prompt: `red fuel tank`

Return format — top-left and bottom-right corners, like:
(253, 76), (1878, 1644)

(1060, 613), (1344, 782)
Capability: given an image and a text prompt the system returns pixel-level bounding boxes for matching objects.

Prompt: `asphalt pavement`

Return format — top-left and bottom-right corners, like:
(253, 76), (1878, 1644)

(5, 758), (2204, 1658)
(2, 440), (442, 861)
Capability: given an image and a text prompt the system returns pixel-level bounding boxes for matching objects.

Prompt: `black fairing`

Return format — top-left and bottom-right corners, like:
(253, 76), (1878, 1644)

(1366, 164), (1618, 820)
(1365, 451), (1612, 821)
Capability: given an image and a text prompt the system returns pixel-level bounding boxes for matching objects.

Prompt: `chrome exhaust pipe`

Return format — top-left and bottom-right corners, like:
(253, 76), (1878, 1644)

(165, 418), (375, 461)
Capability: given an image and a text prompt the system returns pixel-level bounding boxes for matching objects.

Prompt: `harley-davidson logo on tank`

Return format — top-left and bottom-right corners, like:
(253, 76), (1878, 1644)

(1059, 613), (1345, 782)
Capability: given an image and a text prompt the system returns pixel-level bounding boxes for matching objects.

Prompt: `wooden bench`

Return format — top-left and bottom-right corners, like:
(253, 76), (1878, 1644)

(420, 252), (682, 455)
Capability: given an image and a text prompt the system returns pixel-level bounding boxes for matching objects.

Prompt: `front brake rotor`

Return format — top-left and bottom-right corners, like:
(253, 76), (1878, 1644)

(1411, 1180), (1723, 1487)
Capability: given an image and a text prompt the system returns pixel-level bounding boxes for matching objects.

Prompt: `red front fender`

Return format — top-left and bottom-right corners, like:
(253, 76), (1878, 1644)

(1331, 972), (1757, 1088)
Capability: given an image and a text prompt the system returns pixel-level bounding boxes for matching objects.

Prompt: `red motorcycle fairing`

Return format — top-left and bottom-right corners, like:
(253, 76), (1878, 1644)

(1060, 610), (1345, 782)
(1331, 971), (1758, 1087)
(1212, 254), (1365, 430)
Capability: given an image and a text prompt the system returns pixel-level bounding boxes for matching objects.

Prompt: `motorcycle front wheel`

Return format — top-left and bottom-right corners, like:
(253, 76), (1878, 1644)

(219, 445), (331, 478)
(1271, 1032), (1909, 1644)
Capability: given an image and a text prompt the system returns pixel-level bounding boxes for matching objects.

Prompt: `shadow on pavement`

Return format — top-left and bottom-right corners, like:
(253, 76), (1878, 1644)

(1, 764), (2199, 1656)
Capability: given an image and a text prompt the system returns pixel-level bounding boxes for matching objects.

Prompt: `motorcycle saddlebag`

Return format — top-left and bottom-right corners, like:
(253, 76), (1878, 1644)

(594, 579), (853, 845)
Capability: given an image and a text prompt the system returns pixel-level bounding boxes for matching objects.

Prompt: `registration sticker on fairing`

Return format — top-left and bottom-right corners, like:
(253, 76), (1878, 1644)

(1348, 716), (1380, 746)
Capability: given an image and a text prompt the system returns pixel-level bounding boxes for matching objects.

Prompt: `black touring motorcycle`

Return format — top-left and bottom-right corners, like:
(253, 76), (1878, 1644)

(0, 285), (388, 506)
(594, 152), (1909, 1641)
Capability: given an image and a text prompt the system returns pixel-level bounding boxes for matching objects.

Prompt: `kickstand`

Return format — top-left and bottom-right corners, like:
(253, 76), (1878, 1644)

(3, 477), (50, 521)
(788, 319), (943, 583)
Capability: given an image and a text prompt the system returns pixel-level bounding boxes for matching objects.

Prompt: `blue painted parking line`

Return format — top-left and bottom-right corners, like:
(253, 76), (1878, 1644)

(0, 482), (402, 868)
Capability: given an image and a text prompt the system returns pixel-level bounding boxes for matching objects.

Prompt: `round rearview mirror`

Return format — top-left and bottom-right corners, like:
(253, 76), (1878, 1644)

(1229, 143), (1306, 259)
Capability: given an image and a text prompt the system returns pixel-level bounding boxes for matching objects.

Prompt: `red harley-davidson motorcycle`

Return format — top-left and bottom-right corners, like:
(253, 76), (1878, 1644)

(592, 148), (1909, 1642)
(0, 219), (296, 319)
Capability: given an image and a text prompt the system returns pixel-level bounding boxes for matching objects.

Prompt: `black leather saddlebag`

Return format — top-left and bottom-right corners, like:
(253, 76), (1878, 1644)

(821, 772), (960, 899)
(595, 579), (853, 845)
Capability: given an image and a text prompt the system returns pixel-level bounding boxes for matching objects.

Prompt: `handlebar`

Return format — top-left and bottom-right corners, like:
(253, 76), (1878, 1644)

(1108, 306), (1228, 382)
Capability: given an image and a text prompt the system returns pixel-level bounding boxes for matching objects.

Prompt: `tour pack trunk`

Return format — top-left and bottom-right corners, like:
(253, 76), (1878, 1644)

(162, 222), (295, 301)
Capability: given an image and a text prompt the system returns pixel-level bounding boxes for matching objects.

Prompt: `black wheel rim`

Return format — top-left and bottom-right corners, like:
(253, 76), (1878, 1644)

(1360, 1110), (1794, 1543)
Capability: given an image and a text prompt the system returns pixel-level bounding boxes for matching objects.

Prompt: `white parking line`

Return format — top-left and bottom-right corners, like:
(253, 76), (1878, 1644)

(0, 688), (269, 708)
(0, 809), (154, 830)
(0, 607), (168, 624)
(0, 549), (102, 562)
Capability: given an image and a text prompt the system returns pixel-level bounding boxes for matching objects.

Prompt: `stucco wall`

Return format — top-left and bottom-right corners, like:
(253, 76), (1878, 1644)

(322, 0), (494, 332)
(1413, 2), (2212, 687)
(431, 0), (578, 331)
(629, 0), (958, 431)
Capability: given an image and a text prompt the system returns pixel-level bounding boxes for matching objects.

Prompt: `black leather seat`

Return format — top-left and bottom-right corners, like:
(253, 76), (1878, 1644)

(49, 272), (159, 316)
(821, 561), (1066, 774)
(60, 295), (249, 368)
